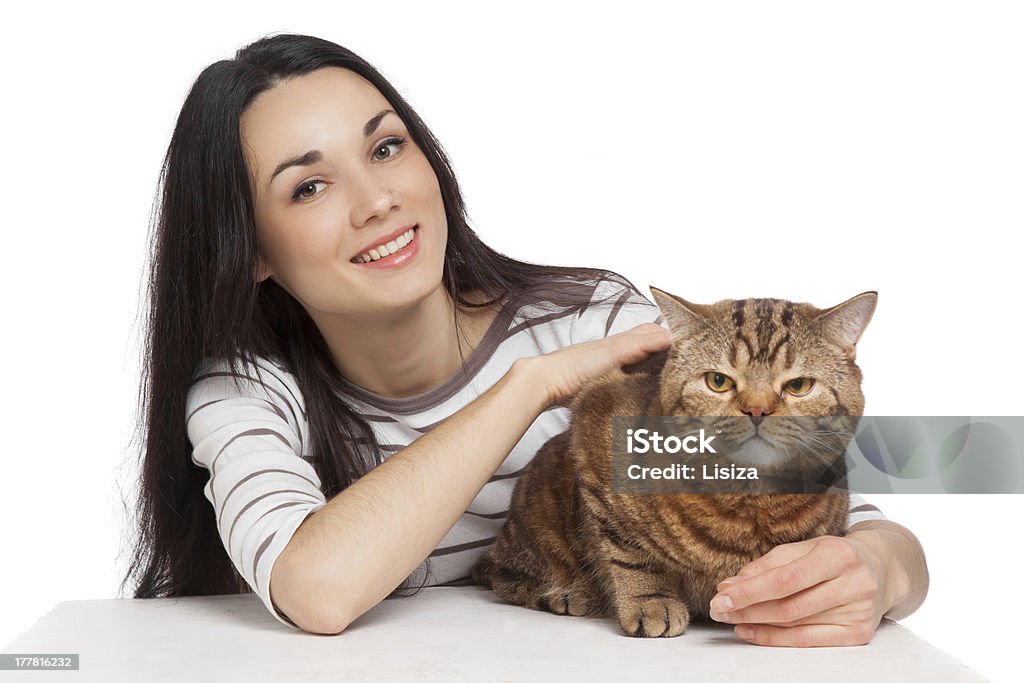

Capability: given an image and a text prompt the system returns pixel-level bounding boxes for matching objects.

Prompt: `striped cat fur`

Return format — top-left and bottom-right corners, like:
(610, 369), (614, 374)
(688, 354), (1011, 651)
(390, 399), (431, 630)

(473, 287), (877, 637)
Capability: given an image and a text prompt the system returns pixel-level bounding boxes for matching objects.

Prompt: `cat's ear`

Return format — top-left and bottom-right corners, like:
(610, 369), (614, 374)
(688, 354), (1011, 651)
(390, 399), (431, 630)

(649, 286), (710, 339)
(810, 291), (878, 360)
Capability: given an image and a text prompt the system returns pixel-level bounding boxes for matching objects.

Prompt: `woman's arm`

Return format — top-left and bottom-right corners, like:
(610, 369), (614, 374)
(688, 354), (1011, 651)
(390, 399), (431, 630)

(846, 519), (929, 620)
(271, 323), (671, 634)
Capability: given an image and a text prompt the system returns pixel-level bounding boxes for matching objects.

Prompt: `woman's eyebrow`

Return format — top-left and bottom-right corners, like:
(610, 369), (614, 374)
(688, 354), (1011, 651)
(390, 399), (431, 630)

(363, 109), (396, 137)
(270, 150), (322, 186)
(266, 110), (397, 188)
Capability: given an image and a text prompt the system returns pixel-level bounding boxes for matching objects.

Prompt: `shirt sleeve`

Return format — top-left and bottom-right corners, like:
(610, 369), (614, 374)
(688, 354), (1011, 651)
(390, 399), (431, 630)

(185, 356), (327, 630)
(847, 491), (888, 527)
(570, 274), (669, 344)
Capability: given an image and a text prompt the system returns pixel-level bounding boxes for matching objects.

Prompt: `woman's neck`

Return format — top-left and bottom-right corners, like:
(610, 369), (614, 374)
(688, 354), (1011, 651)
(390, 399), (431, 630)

(310, 285), (499, 400)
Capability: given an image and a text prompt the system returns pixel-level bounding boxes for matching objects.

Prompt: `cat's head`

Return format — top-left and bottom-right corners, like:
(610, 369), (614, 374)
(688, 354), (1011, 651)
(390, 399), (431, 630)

(649, 288), (876, 418)
(648, 288), (876, 475)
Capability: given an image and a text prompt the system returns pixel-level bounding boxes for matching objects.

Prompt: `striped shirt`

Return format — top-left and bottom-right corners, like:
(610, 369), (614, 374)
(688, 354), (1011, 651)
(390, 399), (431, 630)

(184, 275), (886, 629)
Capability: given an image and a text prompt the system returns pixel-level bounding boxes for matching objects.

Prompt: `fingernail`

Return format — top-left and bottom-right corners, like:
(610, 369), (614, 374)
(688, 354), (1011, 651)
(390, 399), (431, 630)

(710, 595), (733, 612)
(736, 625), (754, 639)
(718, 577), (739, 588)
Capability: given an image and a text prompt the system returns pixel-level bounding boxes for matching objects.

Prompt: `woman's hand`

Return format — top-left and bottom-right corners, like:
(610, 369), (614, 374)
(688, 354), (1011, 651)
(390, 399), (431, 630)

(517, 323), (672, 408)
(707, 528), (913, 647)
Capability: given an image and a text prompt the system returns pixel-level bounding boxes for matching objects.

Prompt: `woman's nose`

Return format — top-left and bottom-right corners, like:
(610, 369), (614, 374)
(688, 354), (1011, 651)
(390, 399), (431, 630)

(349, 172), (399, 227)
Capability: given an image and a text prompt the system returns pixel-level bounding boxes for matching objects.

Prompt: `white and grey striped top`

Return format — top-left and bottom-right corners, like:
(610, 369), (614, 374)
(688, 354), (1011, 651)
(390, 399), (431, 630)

(185, 276), (887, 629)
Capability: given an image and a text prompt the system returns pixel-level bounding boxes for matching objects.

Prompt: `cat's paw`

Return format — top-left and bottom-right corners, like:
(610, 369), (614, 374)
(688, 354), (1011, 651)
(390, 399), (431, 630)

(489, 576), (542, 609)
(540, 588), (597, 617)
(617, 596), (690, 638)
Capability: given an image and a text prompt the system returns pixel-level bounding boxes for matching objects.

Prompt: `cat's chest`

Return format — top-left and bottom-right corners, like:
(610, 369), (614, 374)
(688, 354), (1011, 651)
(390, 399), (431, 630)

(621, 495), (815, 573)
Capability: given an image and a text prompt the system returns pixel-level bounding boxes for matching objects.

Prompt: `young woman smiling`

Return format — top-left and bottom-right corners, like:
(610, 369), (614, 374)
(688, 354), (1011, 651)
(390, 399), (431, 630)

(124, 34), (927, 645)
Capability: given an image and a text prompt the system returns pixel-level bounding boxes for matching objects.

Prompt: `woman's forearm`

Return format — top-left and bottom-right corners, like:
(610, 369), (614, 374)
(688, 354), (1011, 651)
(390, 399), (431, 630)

(270, 359), (549, 634)
(847, 519), (930, 620)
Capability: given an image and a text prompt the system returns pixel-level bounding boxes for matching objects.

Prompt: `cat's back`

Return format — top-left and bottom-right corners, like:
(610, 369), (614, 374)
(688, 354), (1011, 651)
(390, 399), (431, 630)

(564, 351), (666, 481)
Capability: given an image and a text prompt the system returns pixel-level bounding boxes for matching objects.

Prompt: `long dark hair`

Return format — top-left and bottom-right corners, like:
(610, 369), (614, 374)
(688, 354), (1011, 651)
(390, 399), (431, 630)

(122, 33), (640, 601)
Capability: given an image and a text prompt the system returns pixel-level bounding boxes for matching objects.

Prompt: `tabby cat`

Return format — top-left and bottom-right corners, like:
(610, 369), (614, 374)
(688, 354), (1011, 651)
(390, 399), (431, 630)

(472, 287), (877, 637)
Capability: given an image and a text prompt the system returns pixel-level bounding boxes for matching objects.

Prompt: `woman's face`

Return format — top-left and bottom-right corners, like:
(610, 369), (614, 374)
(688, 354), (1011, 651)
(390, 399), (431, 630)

(240, 67), (448, 318)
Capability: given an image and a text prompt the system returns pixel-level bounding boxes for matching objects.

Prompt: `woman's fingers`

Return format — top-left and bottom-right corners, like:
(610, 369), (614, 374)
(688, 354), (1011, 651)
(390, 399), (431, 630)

(718, 538), (818, 589)
(612, 323), (673, 364)
(751, 594), (880, 630)
(709, 537), (852, 617)
(581, 323), (671, 370)
(534, 323), (671, 406)
(734, 622), (876, 647)
(712, 577), (850, 625)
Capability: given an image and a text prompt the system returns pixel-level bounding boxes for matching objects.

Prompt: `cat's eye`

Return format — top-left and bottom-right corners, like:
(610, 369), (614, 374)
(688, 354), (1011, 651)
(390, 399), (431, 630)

(705, 372), (735, 393)
(783, 377), (815, 396)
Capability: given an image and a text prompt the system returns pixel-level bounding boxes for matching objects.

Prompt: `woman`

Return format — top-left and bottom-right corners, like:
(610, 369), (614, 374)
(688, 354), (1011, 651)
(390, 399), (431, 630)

(124, 34), (928, 645)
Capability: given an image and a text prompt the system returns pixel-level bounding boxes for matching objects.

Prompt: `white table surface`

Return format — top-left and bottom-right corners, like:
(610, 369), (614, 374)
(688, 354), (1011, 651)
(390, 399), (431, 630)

(2, 586), (986, 682)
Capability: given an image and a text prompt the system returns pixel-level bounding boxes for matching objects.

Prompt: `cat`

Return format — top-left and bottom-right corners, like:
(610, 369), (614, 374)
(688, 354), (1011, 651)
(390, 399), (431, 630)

(472, 287), (877, 637)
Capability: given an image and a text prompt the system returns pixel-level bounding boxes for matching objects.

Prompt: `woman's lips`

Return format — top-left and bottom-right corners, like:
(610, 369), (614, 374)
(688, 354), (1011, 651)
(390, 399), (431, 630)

(350, 224), (417, 262)
(351, 226), (420, 270)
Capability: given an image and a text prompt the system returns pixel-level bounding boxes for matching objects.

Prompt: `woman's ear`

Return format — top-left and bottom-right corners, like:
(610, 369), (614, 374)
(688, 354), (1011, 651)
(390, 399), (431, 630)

(256, 257), (273, 283)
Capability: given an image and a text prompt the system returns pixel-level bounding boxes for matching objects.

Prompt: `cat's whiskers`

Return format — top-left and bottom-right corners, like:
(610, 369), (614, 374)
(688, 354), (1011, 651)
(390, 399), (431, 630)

(786, 431), (851, 478)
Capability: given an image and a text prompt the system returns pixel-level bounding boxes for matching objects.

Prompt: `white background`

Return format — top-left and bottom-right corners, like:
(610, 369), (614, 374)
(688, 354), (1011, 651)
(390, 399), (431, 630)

(1, 1), (1021, 680)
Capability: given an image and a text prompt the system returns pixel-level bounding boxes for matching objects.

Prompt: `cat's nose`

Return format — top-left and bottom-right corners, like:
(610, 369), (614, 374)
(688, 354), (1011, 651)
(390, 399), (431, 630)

(745, 407), (772, 426)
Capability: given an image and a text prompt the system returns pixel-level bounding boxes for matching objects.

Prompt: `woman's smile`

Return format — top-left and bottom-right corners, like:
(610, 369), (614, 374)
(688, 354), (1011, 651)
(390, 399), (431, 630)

(350, 225), (421, 270)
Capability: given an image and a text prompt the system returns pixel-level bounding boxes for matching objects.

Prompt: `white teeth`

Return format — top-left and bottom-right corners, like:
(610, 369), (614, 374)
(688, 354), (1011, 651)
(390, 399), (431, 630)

(353, 228), (416, 263)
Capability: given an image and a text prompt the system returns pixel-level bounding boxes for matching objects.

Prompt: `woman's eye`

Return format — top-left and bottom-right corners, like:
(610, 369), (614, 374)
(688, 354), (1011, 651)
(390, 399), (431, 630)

(784, 377), (815, 396)
(292, 179), (327, 201)
(373, 136), (407, 161)
(705, 372), (735, 393)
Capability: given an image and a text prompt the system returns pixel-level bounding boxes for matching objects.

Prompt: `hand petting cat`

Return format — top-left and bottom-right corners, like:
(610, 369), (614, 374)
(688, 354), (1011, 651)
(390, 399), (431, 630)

(709, 520), (925, 647)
